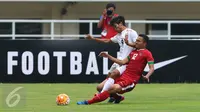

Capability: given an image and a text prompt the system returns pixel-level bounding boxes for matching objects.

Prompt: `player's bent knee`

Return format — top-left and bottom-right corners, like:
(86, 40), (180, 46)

(96, 79), (107, 92)
(96, 84), (103, 92)
(96, 85), (101, 92)
(115, 84), (122, 93)
(110, 84), (122, 93)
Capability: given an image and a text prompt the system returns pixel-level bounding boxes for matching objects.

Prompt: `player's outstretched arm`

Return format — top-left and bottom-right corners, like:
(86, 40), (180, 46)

(99, 52), (129, 65)
(142, 63), (154, 82)
(85, 34), (111, 43)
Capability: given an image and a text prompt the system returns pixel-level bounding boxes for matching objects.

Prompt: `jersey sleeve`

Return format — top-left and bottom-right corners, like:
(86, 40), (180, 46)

(110, 35), (118, 43)
(128, 30), (138, 43)
(127, 52), (133, 62)
(146, 51), (154, 64)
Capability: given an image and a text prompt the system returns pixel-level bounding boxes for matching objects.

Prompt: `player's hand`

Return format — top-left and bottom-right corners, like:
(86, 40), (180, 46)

(124, 35), (129, 45)
(102, 9), (107, 16)
(142, 75), (150, 82)
(85, 34), (94, 40)
(98, 52), (109, 57)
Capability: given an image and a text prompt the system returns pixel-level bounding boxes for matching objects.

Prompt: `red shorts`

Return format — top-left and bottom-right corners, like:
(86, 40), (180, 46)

(114, 76), (137, 94)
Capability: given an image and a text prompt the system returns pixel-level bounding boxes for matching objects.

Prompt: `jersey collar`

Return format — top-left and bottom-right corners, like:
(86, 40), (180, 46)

(137, 49), (145, 51)
(120, 28), (128, 34)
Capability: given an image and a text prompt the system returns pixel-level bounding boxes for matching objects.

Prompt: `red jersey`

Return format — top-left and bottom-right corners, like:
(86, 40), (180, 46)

(101, 14), (118, 39)
(122, 49), (154, 82)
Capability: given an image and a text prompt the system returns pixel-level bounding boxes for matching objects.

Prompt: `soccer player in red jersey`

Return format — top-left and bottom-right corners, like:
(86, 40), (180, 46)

(77, 34), (154, 105)
(98, 3), (118, 39)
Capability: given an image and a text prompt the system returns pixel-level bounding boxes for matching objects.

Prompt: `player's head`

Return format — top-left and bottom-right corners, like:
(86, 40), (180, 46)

(110, 16), (126, 33)
(135, 34), (149, 49)
(106, 3), (116, 16)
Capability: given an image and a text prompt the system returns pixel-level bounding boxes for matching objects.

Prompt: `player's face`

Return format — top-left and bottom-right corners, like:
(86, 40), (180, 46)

(113, 23), (123, 33)
(135, 37), (146, 49)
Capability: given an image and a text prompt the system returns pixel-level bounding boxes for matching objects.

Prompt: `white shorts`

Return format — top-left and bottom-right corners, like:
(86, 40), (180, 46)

(109, 63), (126, 75)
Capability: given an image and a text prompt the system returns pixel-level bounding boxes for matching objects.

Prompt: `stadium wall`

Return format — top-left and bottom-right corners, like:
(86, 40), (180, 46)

(0, 2), (200, 37)
(0, 40), (199, 83)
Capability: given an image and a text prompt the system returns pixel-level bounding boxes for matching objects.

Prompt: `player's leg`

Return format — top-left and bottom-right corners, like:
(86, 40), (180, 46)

(96, 62), (116, 92)
(112, 86), (134, 104)
(87, 84), (126, 105)
(101, 65), (126, 92)
(100, 63), (118, 93)
(101, 69), (119, 92)
(96, 79), (107, 92)
(108, 85), (135, 104)
(95, 76), (124, 103)
(77, 84), (122, 105)
(102, 77), (135, 104)
(77, 77), (134, 105)
(95, 75), (122, 103)
(112, 78), (136, 103)
(95, 63), (117, 94)
(101, 65), (126, 103)
(110, 93), (124, 103)
(76, 64), (125, 105)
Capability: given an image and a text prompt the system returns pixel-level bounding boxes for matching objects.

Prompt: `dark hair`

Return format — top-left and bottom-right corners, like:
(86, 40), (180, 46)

(110, 16), (125, 26)
(106, 3), (116, 10)
(139, 34), (149, 44)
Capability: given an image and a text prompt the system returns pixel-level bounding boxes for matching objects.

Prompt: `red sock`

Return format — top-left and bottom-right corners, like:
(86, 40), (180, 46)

(87, 91), (110, 104)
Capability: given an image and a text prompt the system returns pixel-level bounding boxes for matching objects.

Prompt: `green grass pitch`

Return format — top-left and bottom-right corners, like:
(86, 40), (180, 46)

(0, 83), (200, 112)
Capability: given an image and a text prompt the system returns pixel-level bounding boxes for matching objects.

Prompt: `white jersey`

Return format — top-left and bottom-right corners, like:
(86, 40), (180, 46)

(110, 28), (138, 60)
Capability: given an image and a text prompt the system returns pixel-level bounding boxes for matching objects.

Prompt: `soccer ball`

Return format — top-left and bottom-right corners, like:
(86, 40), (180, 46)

(56, 94), (70, 105)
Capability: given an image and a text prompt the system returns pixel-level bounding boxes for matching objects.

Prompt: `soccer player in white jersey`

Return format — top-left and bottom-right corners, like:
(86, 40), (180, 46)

(86, 16), (138, 103)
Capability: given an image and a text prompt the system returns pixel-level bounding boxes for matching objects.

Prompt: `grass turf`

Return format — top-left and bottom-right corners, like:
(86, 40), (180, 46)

(0, 83), (200, 112)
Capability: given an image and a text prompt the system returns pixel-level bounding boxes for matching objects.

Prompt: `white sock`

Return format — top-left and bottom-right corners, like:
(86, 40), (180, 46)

(101, 78), (114, 93)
